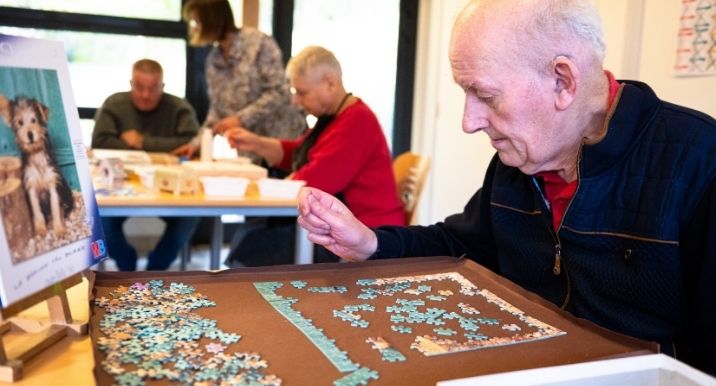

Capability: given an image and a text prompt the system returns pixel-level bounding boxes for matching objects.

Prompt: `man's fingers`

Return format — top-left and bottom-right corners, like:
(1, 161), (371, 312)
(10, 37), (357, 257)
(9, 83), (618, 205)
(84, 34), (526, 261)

(307, 193), (348, 223)
(297, 215), (329, 234)
(307, 233), (336, 245)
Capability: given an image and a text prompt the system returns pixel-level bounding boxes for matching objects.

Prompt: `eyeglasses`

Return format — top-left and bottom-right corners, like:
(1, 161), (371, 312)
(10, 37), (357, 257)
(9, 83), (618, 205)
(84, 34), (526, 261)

(130, 80), (164, 94)
(290, 87), (309, 98)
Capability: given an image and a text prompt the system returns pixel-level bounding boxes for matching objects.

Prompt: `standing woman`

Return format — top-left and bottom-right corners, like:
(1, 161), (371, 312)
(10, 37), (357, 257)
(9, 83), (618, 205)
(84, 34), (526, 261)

(175, 0), (305, 163)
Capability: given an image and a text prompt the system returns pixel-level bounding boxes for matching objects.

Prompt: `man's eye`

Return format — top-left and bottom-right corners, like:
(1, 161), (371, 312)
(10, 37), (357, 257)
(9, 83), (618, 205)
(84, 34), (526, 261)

(478, 95), (494, 103)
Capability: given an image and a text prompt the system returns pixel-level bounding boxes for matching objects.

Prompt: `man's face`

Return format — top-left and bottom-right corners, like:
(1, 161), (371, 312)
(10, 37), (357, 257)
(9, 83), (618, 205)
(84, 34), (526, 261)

(449, 27), (565, 175)
(130, 70), (163, 112)
(290, 74), (331, 117)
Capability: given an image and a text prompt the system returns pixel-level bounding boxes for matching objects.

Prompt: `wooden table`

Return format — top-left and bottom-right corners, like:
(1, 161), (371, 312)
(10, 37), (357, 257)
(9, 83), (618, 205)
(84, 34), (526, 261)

(96, 182), (312, 269)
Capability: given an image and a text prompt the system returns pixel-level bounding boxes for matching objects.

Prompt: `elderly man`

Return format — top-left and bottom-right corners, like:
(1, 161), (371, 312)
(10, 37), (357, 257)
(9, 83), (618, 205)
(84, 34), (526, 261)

(296, 0), (716, 375)
(92, 59), (200, 271)
(221, 45), (404, 267)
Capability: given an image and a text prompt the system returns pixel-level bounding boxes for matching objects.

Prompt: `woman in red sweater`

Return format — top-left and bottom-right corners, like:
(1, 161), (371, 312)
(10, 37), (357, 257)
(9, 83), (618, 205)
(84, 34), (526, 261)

(223, 45), (404, 266)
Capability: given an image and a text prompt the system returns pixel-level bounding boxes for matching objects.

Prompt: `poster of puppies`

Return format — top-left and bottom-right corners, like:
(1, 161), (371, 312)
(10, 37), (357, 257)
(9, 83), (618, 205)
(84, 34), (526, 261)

(0, 34), (106, 307)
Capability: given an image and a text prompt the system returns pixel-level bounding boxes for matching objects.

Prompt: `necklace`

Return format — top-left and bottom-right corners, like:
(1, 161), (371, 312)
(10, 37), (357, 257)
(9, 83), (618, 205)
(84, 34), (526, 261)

(292, 92), (353, 172)
(333, 92), (353, 115)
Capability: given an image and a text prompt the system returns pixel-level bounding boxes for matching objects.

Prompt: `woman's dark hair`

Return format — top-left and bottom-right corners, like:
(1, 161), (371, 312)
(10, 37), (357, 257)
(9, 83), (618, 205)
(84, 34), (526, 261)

(182, 0), (238, 44)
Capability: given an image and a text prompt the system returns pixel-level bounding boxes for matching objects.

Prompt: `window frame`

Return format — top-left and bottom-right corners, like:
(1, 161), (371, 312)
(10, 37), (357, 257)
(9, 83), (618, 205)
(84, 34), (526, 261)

(0, 5), (188, 121)
(0, 1), (417, 155)
(269, 0), (416, 156)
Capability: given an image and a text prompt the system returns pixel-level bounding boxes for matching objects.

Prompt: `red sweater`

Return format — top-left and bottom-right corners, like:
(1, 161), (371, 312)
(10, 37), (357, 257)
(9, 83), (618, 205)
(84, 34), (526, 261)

(278, 99), (405, 227)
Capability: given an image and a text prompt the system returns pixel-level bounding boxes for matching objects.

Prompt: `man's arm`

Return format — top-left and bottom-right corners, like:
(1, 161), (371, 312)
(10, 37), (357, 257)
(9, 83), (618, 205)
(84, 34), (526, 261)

(679, 177), (716, 375)
(91, 110), (131, 150)
(224, 127), (283, 165)
(141, 100), (200, 152)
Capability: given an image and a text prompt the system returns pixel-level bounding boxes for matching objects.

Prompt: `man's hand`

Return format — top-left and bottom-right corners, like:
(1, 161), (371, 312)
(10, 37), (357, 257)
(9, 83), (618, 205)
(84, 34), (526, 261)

(213, 116), (242, 135)
(224, 127), (260, 153)
(224, 127), (283, 165)
(121, 129), (144, 149)
(170, 142), (198, 158)
(297, 187), (378, 262)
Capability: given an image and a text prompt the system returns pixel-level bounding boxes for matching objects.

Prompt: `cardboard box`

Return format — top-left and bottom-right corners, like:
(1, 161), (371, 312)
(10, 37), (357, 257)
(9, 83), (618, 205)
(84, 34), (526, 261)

(153, 166), (199, 195)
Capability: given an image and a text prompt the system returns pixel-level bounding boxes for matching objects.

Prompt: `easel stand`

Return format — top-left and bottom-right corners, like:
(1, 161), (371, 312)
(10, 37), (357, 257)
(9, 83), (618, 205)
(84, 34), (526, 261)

(0, 273), (87, 382)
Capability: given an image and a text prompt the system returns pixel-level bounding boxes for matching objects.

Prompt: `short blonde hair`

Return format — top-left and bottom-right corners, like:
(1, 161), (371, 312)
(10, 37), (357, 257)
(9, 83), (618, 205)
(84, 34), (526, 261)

(132, 58), (163, 76)
(286, 46), (342, 83)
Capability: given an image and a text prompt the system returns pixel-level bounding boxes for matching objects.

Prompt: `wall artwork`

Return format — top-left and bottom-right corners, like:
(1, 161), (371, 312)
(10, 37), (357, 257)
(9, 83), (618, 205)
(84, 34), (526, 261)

(675, 0), (716, 76)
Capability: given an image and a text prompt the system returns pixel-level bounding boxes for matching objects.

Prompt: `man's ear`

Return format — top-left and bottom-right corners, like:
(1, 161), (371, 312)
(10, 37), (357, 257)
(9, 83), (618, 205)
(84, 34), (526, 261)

(552, 56), (579, 111)
(322, 72), (339, 92)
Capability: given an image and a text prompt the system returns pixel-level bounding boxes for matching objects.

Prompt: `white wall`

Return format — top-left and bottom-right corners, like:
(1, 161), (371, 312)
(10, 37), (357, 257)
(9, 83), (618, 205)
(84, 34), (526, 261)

(413, 0), (714, 224)
(594, 0), (714, 116)
(594, 0), (645, 79)
(638, 0), (716, 117)
(412, 0), (489, 224)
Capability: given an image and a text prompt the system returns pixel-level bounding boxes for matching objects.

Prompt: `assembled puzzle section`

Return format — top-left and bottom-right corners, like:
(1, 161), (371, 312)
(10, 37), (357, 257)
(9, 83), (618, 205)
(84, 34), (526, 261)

(90, 257), (657, 386)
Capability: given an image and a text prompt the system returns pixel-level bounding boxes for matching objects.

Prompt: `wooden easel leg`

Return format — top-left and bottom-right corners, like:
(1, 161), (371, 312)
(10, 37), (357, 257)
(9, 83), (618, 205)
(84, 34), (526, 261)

(0, 329), (23, 382)
(0, 273), (87, 381)
(47, 292), (87, 336)
(0, 335), (7, 364)
(47, 291), (72, 325)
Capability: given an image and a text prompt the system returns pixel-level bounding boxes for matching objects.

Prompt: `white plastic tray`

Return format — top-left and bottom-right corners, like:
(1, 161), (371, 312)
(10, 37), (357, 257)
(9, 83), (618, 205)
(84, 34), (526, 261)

(438, 354), (716, 386)
(256, 178), (305, 198)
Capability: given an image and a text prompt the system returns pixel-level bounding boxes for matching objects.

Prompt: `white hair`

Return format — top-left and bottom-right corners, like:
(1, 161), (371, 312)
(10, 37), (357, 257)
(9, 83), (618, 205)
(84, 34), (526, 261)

(458, 0), (606, 74)
(531, 0), (606, 63)
(286, 46), (343, 83)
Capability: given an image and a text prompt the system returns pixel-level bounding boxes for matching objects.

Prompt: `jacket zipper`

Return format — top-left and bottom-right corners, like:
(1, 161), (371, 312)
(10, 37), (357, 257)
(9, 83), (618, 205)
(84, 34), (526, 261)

(530, 176), (566, 277)
(553, 244), (562, 275)
(554, 151), (582, 309)
(533, 150), (582, 309)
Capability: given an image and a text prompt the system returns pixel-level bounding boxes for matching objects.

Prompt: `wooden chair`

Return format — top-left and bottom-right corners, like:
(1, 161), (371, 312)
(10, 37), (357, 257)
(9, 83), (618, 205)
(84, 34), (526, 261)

(393, 152), (430, 225)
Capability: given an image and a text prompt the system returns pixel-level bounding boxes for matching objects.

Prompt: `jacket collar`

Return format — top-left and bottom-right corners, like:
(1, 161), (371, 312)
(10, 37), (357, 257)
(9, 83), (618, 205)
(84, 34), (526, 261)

(580, 80), (662, 178)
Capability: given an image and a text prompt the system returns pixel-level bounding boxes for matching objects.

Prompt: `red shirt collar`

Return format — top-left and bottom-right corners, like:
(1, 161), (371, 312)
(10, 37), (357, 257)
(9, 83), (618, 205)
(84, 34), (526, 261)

(605, 70), (620, 108)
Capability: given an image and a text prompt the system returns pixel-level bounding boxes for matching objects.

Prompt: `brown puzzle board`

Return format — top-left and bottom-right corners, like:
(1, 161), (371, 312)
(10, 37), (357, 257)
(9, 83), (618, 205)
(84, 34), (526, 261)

(88, 257), (657, 385)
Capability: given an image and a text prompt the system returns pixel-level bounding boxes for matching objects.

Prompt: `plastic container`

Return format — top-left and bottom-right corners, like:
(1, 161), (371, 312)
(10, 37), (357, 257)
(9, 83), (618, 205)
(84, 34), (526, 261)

(256, 178), (306, 198)
(200, 176), (250, 197)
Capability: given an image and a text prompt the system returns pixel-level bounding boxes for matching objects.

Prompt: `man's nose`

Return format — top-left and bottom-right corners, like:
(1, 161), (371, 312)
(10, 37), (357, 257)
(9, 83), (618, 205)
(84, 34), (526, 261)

(462, 94), (489, 134)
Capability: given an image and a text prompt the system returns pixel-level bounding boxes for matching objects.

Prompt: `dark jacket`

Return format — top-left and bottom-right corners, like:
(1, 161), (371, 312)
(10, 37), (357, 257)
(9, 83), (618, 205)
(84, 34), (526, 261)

(374, 81), (716, 375)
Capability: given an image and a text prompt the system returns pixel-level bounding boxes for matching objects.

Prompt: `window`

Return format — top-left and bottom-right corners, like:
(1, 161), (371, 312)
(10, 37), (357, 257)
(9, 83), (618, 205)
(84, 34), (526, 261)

(0, 27), (187, 105)
(292, 0), (401, 148)
(0, 2), (188, 146)
(0, 0), (416, 154)
(0, 0), (182, 21)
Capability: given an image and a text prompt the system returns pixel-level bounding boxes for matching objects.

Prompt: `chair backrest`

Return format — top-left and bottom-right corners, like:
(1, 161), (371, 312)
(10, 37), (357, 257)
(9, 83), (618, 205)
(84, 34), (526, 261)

(393, 152), (430, 225)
